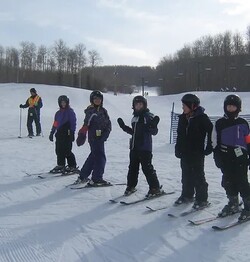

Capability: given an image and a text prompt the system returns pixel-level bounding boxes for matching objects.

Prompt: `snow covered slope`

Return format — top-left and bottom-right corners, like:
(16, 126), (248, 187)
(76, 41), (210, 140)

(0, 83), (250, 262)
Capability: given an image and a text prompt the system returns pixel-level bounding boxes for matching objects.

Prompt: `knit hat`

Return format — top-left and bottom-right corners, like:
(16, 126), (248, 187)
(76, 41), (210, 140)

(30, 88), (37, 94)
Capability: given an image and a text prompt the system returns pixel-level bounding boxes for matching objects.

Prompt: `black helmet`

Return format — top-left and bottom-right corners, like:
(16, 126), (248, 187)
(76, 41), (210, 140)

(58, 95), (69, 108)
(132, 95), (147, 109)
(181, 94), (200, 110)
(224, 94), (241, 114)
(90, 90), (103, 104)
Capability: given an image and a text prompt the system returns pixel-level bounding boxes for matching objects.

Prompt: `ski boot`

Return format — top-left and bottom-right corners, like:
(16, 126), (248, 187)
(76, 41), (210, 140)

(72, 176), (90, 185)
(28, 133), (34, 138)
(239, 197), (250, 221)
(238, 209), (250, 221)
(218, 196), (239, 217)
(192, 200), (209, 210)
(62, 166), (80, 175)
(124, 186), (137, 196)
(88, 179), (110, 187)
(49, 165), (65, 174)
(174, 195), (194, 206)
(146, 187), (164, 198)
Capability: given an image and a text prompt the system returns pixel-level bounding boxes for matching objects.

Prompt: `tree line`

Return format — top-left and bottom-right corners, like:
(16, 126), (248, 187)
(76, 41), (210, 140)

(1, 26), (250, 95)
(156, 25), (250, 94)
(0, 39), (104, 89)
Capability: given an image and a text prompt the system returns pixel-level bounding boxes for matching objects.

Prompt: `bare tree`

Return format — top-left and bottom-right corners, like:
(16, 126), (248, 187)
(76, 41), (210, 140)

(53, 39), (68, 72)
(88, 49), (103, 68)
(36, 45), (47, 71)
(246, 25), (250, 54)
(0, 45), (4, 65)
(20, 41), (36, 70)
(232, 32), (245, 55)
(46, 47), (56, 71)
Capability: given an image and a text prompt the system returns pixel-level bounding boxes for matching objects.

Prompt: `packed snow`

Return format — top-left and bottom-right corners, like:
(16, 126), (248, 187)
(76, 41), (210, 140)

(0, 83), (250, 262)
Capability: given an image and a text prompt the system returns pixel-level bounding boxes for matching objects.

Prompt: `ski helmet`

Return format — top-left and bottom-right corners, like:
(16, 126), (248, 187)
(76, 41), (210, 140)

(181, 94), (200, 110)
(132, 95), (147, 109)
(224, 94), (241, 114)
(90, 90), (103, 104)
(58, 95), (69, 108)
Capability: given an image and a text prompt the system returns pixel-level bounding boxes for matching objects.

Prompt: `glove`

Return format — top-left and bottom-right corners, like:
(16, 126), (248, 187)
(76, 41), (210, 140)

(19, 104), (24, 108)
(49, 132), (54, 142)
(117, 118), (125, 129)
(204, 144), (213, 156)
(149, 116), (160, 128)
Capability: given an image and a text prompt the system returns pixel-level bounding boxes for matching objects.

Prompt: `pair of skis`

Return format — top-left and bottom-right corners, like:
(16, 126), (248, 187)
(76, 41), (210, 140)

(69, 182), (126, 189)
(109, 190), (175, 205)
(25, 170), (79, 179)
(168, 204), (250, 230)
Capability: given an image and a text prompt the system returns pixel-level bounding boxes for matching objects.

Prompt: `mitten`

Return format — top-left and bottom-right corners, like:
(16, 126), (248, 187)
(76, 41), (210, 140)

(117, 118), (125, 129)
(76, 126), (88, 146)
(204, 144), (213, 156)
(175, 146), (182, 159)
(49, 132), (54, 142)
(149, 116), (160, 128)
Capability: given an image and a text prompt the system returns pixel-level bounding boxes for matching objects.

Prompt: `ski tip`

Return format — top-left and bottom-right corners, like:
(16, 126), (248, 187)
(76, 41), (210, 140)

(212, 226), (221, 230)
(146, 207), (156, 212)
(120, 201), (129, 205)
(168, 213), (177, 218)
(109, 199), (118, 203)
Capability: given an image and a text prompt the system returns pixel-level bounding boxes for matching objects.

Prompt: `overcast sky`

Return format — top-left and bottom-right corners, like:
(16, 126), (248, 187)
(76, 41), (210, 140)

(1, 0), (250, 66)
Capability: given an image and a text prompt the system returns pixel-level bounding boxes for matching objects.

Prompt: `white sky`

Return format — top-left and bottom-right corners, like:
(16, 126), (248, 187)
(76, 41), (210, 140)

(1, 0), (250, 66)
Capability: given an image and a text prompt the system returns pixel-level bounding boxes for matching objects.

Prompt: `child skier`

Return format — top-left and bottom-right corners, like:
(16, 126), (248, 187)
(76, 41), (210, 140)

(19, 88), (43, 137)
(117, 95), (162, 197)
(213, 94), (250, 221)
(175, 94), (213, 209)
(49, 95), (77, 174)
(74, 90), (111, 186)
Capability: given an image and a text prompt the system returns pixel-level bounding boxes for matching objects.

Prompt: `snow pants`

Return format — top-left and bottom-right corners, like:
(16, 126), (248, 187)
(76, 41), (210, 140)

(27, 109), (41, 136)
(80, 140), (106, 182)
(127, 150), (160, 190)
(180, 154), (208, 202)
(55, 136), (76, 168)
(221, 160), (250, 199)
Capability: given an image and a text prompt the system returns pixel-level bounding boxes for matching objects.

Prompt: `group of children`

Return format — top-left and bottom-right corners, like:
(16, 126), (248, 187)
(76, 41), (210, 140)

(20, 89), (250, 221)
(175, 93), (250, 221)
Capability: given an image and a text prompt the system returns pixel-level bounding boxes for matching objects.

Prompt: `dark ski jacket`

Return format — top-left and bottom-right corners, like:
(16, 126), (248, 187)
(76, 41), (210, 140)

(175, 106), (213, 158)
(51, 106), (76, 138)
(122, 109), (158, 152)
(83, 105), (111, 143)
(213, 115), (250, 168)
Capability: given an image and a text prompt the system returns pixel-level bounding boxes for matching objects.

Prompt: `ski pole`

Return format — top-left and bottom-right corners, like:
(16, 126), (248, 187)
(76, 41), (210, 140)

(18, 108), (22, 138)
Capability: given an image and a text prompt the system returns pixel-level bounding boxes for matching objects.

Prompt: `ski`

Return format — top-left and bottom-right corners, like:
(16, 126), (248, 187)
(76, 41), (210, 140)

(120, 191), (175, 206)
(168, 202), (211, 218)
(146, 205), (169, 212)
(189, 216), (218, 225)
(25, 171), (51, 176)
(212, 217), (250, 231)
(189, 209), (242, 225)
(109, 189), (137, 203)
(38, 171), (79, 179)
(70, 182), (126, 189)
